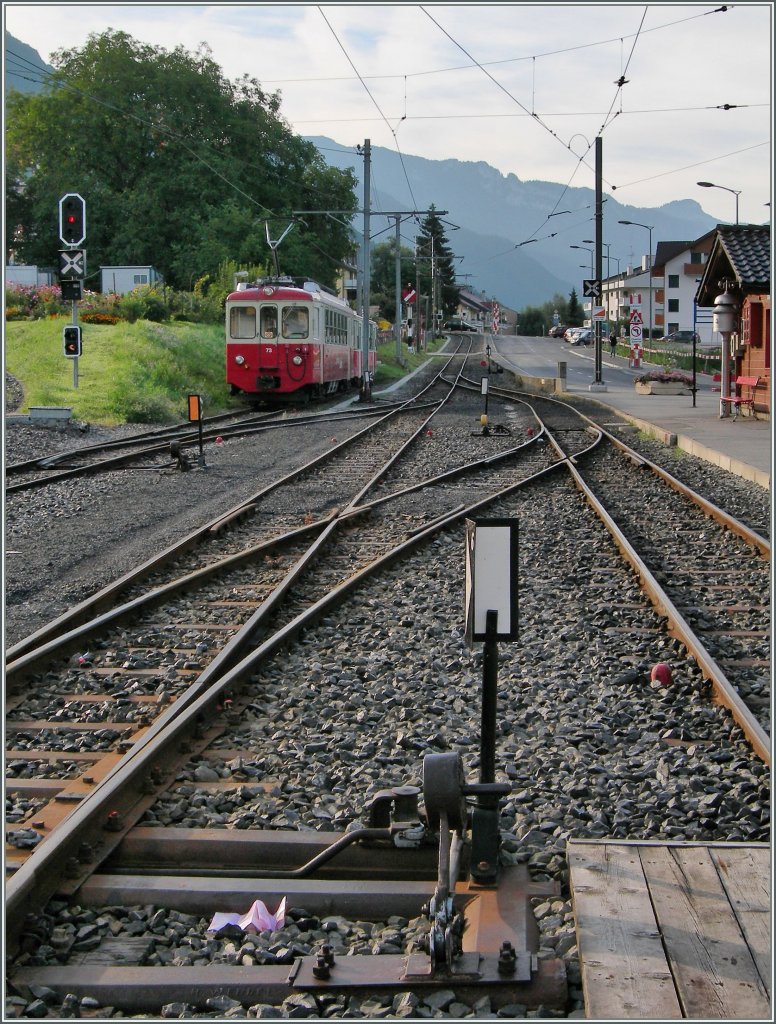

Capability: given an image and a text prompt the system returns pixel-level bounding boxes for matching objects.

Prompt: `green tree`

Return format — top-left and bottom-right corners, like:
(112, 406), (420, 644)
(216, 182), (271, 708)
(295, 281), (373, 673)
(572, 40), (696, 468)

(517, 292), (572, 336)
(566, 288), (582, 326)
(414, 206), (459, 326)
(6, 30), (358, 291)
(368, 238), (416, 323)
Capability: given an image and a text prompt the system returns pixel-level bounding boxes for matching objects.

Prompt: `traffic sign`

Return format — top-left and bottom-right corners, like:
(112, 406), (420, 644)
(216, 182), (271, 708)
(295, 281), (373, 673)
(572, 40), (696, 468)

(583, 279), (601, 299)
(59, 249), (86, 279)
(592, 307), (606, 319)
(630, 309), (643, 326)
(629, 324), (643, 341)
(402, 286), (416, 304)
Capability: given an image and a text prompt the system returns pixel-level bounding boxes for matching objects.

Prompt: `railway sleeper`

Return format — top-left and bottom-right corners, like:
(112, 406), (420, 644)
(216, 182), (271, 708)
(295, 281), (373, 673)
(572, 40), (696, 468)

(9, 753), (567, 1011)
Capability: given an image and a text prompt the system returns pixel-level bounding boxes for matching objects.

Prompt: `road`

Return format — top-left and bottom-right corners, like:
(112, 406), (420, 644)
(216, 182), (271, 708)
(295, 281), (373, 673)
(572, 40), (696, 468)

(491, 334), (645, 389)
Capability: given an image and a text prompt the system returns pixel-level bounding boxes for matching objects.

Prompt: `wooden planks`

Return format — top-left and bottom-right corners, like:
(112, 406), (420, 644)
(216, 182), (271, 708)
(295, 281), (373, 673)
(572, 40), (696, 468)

(568, 841), (771, 1020)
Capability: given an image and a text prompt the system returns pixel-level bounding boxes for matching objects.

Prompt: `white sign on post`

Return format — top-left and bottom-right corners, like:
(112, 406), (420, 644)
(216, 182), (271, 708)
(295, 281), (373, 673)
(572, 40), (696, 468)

(464, 518), (519, 644)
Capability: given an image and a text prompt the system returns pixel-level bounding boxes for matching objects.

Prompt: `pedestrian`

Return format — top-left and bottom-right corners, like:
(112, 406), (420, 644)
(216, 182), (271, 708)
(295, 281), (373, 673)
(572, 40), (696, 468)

(609, 330), (617, 357)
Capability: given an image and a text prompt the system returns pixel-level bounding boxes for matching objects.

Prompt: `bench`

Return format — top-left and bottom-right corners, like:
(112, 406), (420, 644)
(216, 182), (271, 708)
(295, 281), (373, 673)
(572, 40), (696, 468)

(722, 375), (762, 419)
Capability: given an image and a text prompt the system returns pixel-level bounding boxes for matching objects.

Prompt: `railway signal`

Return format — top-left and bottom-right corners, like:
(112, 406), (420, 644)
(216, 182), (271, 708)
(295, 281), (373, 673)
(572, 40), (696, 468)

(60, 279), (83, 301)
(62, 324), (82, 358)
(59, 193), (86, 247)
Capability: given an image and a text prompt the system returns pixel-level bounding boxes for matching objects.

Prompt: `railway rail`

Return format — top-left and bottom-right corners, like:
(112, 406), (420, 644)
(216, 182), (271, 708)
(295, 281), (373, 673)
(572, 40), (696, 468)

(5, 351), (770, 1019)
(5, 403), (409, 495)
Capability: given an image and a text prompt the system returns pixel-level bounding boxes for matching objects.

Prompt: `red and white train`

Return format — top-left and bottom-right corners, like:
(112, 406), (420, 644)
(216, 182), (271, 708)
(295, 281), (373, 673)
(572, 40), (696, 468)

(225, 277), (377, 401)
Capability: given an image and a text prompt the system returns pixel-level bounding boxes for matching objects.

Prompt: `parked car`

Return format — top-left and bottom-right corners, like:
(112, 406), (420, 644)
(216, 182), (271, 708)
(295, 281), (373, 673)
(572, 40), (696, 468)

(444, 318), (477, 332)
(658, 330), (699, 344)
(564, 327), (581, 343)
(571, 328), (592, 346)
(548, 324), (566, 337)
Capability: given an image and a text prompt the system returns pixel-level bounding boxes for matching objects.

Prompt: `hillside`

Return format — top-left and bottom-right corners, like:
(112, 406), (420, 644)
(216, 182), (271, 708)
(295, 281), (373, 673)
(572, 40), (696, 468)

(5, 31), (55, 94)
(308, 137), (719, 310)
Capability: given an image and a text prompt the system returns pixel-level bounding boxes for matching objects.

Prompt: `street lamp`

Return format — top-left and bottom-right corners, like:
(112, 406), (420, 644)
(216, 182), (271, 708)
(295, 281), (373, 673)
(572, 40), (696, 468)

(697, 181), (741, 225)
(583, 239), (611, 278)
(570, 244), (594, 273)
(618, 220), (654, 342)
(712, 285), (739, 418)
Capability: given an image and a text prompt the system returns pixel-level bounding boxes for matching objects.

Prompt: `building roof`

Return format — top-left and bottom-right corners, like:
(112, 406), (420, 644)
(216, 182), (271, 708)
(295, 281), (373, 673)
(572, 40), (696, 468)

(458, 289), (491, 314)
(652, 241), (693, 273)
(696, 224), (771, 305)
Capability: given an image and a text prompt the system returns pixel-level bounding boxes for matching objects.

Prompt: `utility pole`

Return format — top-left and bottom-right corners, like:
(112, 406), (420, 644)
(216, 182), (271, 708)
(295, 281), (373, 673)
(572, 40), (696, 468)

(394, 215), (402, 363)
(290, 200), (446, 370)
(591, 136), (607, 391)
(416, 258), (422, 351)
(360, 139), (372, 402)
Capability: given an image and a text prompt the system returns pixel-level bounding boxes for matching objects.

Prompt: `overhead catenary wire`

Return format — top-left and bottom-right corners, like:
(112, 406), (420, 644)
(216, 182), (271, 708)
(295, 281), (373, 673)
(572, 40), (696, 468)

(317, 6), (420, 214)
(254, 5), (733, 85)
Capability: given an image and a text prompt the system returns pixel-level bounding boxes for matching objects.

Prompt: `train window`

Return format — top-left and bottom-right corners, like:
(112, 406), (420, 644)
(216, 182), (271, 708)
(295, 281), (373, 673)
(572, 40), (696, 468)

(230, 306), (257, 339)
(282, 306), (309, 339)
(260, 306), (278, 339)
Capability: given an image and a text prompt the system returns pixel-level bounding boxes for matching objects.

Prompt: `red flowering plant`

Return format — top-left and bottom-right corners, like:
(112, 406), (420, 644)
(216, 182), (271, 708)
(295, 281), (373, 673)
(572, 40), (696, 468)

(635, 369), (693, 386)
(5, 283), (68, 319)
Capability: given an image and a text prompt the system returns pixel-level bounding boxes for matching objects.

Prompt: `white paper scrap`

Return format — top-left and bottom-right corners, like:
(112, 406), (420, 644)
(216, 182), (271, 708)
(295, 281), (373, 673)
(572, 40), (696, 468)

(208, 896), (286, 934)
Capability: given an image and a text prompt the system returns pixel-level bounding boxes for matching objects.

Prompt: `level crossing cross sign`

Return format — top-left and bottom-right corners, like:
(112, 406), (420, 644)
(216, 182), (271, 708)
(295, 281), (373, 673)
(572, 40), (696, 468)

(59, 249), (86, 279)
(583, 279), (601, 299)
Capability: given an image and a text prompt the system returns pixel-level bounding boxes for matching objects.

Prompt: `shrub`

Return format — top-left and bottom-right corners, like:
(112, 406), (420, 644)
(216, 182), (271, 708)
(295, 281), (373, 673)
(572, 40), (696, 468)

(5, 283), (69, 319)
(118, 294), (145, 323)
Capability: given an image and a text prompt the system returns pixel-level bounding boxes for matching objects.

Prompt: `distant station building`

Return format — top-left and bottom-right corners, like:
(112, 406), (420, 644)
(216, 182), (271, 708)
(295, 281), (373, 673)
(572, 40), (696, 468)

(100, 265), (164, 295)
(5, 264), (55, 287)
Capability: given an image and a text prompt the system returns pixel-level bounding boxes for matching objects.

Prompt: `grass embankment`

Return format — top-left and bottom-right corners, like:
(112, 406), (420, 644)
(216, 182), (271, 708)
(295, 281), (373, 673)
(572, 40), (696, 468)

(4, 318), (446, 425)
(5, 318), (230, 425)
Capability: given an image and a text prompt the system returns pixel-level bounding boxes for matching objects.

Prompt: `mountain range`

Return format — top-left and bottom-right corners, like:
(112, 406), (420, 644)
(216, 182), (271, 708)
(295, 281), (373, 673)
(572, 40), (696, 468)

(306, 136), (719, 311)
(5, 32), (718, 310)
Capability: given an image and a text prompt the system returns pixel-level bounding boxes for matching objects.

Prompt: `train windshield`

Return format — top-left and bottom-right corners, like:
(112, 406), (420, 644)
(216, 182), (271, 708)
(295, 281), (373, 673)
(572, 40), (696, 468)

(230, 306), (256, 339)
(282, 305), (309, 340)
(260, 306), (278, 339)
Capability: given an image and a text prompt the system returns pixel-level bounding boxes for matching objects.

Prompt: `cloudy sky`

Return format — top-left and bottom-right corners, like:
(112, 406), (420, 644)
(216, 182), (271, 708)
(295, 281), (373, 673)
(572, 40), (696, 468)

(4, 2), (772, 225)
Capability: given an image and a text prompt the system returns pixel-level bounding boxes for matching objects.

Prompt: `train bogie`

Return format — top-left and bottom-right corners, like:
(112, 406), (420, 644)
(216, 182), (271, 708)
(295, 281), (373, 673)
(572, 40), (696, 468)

(226, 278), (376, 401)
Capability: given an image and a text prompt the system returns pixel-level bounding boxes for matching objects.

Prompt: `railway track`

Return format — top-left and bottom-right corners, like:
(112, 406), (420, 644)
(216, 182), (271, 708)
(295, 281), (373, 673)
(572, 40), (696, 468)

(5, 357), (770, 1018)
(4, 402), (406, 495)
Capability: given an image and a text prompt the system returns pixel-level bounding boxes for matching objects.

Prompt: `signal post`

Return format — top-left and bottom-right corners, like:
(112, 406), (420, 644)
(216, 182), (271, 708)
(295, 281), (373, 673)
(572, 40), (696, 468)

(58, 193), (86, 388)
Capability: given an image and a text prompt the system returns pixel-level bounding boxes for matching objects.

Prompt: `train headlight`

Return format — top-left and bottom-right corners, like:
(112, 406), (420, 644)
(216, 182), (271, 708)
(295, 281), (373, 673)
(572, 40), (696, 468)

(292, 355), (303, 366)
(235, 355), (245, 365)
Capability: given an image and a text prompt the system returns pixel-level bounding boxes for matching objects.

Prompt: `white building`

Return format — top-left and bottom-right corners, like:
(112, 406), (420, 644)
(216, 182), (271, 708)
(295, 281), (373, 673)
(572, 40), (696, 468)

(650, 232), (715, 342)
(100, 265), (163, 295)
(600, 230), (715, 342)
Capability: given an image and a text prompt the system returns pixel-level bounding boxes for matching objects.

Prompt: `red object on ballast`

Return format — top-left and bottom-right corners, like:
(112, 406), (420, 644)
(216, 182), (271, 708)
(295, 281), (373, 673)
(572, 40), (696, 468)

(650, 663), (673, 686)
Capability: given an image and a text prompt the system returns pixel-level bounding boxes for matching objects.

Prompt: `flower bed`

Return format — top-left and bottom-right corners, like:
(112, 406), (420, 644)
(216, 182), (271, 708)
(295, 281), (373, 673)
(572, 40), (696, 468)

(634, 370), (692, 395)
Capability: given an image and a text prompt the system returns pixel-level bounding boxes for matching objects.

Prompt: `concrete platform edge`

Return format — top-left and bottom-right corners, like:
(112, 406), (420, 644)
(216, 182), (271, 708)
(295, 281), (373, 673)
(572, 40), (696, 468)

(578, 398), (771, 491)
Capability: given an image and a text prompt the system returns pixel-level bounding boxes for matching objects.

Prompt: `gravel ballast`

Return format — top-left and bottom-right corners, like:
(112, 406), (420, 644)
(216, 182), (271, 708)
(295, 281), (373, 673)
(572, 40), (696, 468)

(4, 367), (771, 1021)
